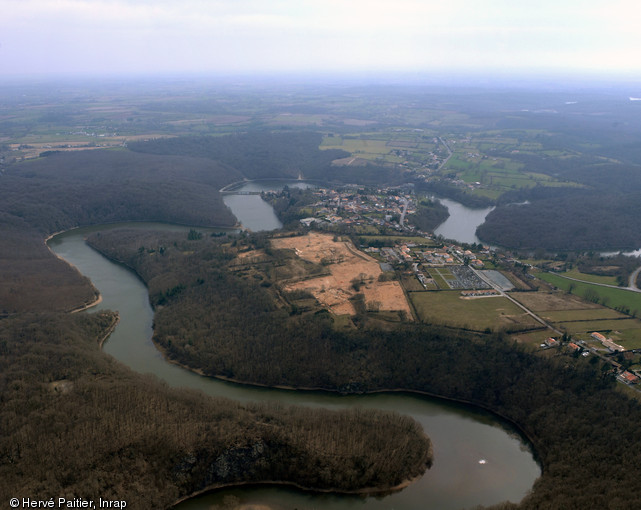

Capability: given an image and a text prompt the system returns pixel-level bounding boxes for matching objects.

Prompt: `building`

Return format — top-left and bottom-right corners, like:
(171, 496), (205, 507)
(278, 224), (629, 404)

(616, 371), (639, 385)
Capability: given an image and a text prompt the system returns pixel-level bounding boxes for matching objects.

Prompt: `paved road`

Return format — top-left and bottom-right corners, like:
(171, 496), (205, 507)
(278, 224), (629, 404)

(551, 270), (641, 293)
(629, 266), (641, 291)
(472, 269), (563, 336)
(448, 250), (562, 335)
(437, 137), (453, 171)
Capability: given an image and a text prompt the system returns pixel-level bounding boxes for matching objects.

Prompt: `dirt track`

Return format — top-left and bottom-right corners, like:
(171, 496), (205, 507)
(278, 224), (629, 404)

(271, 233), (412, 318)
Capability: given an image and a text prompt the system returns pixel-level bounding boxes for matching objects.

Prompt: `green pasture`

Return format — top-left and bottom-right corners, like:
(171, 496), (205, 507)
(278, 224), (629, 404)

(401, 274), (426, 292)
(430, 272), (450, 289)
(409, 291), (540, 332)
(558, 319), (641, 335)
(539, 273), (641, 315)
(558, 269), (619, 286)
(541, 308), (625, 322)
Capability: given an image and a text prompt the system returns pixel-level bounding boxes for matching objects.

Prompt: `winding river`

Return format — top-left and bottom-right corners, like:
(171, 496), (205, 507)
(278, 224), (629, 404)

(48, 187), (538, 510)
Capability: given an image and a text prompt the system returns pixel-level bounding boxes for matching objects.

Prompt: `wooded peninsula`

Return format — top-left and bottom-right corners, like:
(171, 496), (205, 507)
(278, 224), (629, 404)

(3, 81), (641, 510)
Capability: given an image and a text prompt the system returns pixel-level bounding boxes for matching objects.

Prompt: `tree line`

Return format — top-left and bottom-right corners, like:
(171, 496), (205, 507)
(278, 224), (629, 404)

(85, 227), (641, 510)
(0, 311), (432, 509)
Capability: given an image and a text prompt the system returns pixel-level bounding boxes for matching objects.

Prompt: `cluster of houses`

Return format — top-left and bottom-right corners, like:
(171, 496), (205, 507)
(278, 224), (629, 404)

(544, 333), (640, 386)
(590, 332), (625, 353)
(298, 187), (417, 232)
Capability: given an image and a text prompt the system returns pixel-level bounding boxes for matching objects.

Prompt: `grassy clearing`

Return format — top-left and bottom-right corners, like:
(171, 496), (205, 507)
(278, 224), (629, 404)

(611, 329), (641, 349)
(511, 291), (600, 312)
(558, 269), (619, 286)
(539, 273), (641, 316)
(401, 274), (426, 292)
(541, 308), (625, 322)
(409, 291), (541, 332)
(512, 329), (558, 346)
(558, 319), (641, 335)
(430, 271), (450, 289)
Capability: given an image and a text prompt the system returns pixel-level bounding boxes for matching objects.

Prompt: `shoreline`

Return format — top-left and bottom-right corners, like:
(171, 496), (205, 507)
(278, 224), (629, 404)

(50, 223), (541, 507)
(152, 336), (541, 471)
(98, 313), (120, 349)
(169, 471), (428, 509)
(48, 228), (435, 505)
(45, 230), (104, 313)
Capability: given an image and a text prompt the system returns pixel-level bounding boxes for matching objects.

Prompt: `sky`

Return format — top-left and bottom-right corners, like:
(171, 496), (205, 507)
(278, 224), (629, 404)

(2, 0), (640, 78)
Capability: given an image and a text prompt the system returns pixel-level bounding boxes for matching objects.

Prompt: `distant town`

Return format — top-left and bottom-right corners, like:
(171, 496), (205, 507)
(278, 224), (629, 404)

(263, 184), (641, 390)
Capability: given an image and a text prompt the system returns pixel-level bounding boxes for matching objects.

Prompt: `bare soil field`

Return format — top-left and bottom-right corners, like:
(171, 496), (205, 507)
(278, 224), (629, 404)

(271, 233), (412, 318)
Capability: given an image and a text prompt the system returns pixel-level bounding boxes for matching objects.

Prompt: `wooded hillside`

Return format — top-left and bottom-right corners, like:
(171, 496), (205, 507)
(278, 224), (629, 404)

(0, 313), (431, 508)
(87, 228), (641, 510)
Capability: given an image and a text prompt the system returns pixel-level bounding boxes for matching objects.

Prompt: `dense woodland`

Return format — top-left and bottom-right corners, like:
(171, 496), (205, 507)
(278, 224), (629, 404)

(129, 131), (407, 185)
(478, 152), (641, 250)
(88, 228), (641, 510)
(0, 149), (240, 313)
(407, 198), (450, 233)
(0, 313), (431, 508)
(0, 144), (434, 506)
(3, 122), (641, 508)
(478, 189), (641, 251)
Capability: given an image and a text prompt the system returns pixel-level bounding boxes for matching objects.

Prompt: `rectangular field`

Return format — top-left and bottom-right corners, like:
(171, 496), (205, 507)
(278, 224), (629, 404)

(541, 308), (626, 322)
(512, 291), (601, 312)
(557, 319), (641, 335)
(410, 291), (542, 332)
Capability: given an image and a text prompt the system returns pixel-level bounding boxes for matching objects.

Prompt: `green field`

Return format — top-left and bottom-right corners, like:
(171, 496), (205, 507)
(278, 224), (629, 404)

(539, 273), (641, 315)
(401, 274), (426, 292)
(430, 271), (450, 289)
(541, 308), (625, 322)
(558, 269), (619, 286)
(558, 319), (641, 335)
(409, 291), (542, 332)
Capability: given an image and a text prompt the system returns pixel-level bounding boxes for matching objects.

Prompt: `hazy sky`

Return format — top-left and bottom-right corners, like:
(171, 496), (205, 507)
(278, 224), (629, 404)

(2, 0), (640, 78)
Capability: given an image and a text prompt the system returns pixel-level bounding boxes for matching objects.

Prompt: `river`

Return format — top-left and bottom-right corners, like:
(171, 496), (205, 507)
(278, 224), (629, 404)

(222, 180), (495, 241)
(47, 188), (538, 510)
(433, 197), (494, 245)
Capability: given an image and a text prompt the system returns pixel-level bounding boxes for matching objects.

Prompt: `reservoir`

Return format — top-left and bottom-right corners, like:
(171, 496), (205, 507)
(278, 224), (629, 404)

(432, 197), (494, 245)
(48, 188), (538, 509)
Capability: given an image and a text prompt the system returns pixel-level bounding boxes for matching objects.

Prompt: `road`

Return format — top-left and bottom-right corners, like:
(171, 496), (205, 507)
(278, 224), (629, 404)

(629, 266), (641, 291)
(448, 249), (562, 335)
(471, 268), (563, 336)
(551, 269), (641, 294)
(437, 137), (453, 171)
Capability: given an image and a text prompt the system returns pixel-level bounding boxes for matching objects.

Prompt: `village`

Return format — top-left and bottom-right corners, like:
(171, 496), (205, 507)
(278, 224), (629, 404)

(264, 184), (641, 390)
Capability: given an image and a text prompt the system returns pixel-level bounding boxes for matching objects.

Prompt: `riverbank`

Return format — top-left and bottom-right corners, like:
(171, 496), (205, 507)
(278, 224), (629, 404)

(153, 336), (540, 471)
(52, 226), (540, 510)
(170, 466), (430, 509)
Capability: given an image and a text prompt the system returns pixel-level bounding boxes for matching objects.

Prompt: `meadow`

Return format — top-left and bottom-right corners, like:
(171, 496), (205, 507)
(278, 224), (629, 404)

(409, 290), (541, 332)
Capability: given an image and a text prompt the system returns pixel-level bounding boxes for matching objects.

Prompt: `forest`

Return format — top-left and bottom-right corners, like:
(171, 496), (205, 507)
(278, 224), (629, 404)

(3, 84), (641, 508)
(87, 227), (641, 510)
(0, 148), (239, 314)
(477, 151), (641, 250)
(0, 143), (434, 507)
(0, 312), (431, 508)
(129, 131), (407, 185)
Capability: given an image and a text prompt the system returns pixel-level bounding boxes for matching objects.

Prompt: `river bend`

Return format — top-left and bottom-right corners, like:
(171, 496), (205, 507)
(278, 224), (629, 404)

(48, 219), (538, 510)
